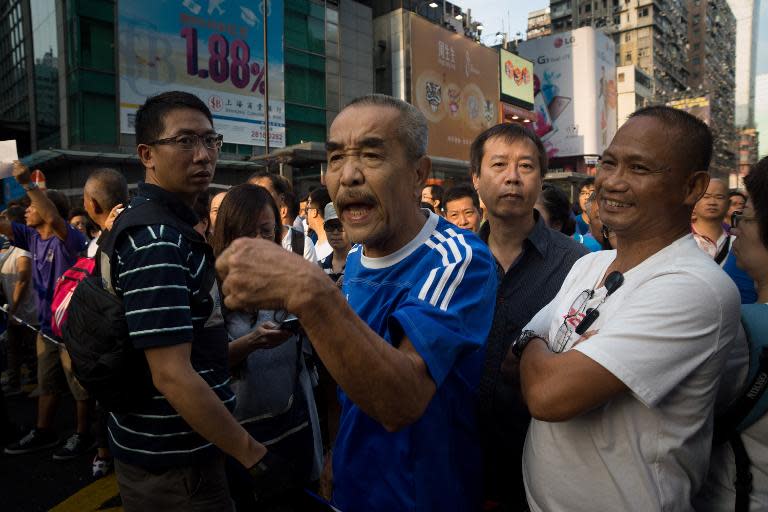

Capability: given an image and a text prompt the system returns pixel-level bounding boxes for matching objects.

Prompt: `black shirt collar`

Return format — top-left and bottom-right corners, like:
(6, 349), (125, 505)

(479, 209), (550, 259)
(136, 182), (199, 227)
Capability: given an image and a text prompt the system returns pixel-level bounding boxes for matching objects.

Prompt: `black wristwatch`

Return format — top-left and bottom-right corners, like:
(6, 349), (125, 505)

(510, 330), (539, 359)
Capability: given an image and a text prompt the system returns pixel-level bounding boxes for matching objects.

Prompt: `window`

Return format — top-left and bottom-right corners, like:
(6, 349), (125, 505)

(639, 7), (649, 17)
(585, 3), (591, 12)
(625, 52), (632, 62)
(625, 32), (631, 41)
(618, 72), (625, 82)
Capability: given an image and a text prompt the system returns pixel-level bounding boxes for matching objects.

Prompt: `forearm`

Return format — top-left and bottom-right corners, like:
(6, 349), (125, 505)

(294, 272), (432, 431)
(26, 187), (59, 225)
(10, 281), (28, 314)
(520, 338), (627, 422)
(156, 365), (265, 467)
(228, 333), (257, 367)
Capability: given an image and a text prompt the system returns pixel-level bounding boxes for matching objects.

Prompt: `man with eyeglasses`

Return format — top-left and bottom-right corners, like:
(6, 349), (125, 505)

(217, 94), (497, 511)
(104, 91), (283, 511)
(507, 106), (743, 511)
(692, 178), (731, 266)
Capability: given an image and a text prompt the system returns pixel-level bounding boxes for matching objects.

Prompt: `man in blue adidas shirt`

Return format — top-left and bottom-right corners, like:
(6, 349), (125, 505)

(218, 94), (497, 511)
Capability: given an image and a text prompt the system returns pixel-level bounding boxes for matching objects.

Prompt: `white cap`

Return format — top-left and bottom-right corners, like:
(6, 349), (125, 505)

(324, 203), (339, 222)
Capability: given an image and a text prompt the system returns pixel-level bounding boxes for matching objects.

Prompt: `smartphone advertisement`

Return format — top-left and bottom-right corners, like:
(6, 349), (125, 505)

(518, 27), (617, 159)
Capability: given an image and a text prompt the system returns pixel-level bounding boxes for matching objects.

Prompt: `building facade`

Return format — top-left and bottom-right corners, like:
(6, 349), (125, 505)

(527, 7), (552, 39)
(548, 0), (690, 104)
(682, 0), (736, 181)
(0, 0), (374, 194)
(616, 65), (653, 127)
(727, 0), (760, 127)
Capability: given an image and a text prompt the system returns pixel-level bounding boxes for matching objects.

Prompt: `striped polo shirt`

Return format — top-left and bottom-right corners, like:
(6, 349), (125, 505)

(106, 183), (233, 469)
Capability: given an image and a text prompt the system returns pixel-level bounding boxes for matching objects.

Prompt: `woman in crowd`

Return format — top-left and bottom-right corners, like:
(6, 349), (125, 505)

(696, 156), (768, 510)
(211, 184), (323, 510)
(535, 183), (576, 235)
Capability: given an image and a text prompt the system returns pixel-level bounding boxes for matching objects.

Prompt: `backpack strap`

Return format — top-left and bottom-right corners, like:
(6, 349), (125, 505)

(715, 236), (731, 265)
(730, 432), (753, 512)
(291, 228), (305, 257)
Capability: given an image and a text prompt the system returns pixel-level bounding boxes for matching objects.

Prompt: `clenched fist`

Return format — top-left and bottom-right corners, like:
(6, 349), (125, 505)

(216, 237), (328, 315)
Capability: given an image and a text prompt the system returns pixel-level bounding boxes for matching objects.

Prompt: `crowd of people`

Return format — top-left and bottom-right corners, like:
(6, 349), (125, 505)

(0, 90), (766, 512)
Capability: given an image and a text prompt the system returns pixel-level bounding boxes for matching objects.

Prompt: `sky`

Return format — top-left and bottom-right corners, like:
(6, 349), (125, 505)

(460, 0), (767, 71)
(459, 0), (549, 45)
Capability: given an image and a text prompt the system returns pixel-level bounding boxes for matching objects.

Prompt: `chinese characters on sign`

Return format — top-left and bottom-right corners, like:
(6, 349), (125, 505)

(119, 0), (286, 148)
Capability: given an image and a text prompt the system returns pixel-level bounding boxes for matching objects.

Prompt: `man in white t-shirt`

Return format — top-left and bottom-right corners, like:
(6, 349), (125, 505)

(0, 235), (38, 394)
(507, 106), (743, 511)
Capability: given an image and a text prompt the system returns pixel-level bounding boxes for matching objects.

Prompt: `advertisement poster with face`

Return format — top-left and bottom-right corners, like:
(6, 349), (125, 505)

(518, 27), (616, 158)
(118, 0), (286, 148)
(410, 15), (499, 161)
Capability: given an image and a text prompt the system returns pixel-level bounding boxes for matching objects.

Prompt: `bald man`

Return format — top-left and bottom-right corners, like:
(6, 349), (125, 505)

(83, 168), (129, 256)
(692, 178), (730, 265)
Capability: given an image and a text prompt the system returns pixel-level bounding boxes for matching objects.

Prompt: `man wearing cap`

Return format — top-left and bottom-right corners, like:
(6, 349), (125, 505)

(318, 203), (351, 285)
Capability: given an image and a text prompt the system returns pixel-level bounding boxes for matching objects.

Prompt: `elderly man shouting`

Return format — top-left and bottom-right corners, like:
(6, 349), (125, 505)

(217, 94), (497, 511)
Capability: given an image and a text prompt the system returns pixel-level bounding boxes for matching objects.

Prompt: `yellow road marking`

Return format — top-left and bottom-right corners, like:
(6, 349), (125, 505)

(48, 473), (121, 512)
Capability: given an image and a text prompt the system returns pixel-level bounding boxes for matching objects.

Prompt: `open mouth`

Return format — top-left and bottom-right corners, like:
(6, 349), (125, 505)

(604, 199), (631, 208)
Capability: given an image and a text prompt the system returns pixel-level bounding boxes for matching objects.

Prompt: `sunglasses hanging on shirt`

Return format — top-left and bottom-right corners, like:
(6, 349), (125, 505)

(574, 271), (624, 336)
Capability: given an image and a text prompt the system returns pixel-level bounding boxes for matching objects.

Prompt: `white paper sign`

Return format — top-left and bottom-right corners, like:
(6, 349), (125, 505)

(0, 140), (18, 179)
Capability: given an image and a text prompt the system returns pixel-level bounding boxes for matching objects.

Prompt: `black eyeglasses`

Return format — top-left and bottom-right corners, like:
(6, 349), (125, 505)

(552, 271), (624, 352)
(324, 222), (344, 233)
(731, 211), (755, 229)
(147, 133), (224, 151)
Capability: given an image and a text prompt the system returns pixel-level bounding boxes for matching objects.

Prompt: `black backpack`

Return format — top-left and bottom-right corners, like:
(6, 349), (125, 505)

(62, 199), (213, 413)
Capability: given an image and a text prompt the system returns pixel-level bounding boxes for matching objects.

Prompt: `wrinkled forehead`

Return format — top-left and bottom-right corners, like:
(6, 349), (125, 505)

(328, 105), (401, 148)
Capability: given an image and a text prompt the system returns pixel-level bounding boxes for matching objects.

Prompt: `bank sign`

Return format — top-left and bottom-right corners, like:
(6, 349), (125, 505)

(118, 0), (285, 148)
(517, 27), (616, 158)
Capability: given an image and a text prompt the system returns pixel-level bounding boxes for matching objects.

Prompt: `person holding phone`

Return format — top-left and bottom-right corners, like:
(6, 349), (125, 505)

(211, 184), (323, 511)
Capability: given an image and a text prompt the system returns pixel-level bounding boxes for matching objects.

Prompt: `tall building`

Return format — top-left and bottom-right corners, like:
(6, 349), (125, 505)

(727, 0), (760, 127)
(727, 1), (761, 184)
(527, 7), (552, 39)
(616, 65), (653, 127)
(683, 0), (736, 181)
(756, 73), (768, 158)
(548, 0), (689, 103)
(0, 0), (375, 196)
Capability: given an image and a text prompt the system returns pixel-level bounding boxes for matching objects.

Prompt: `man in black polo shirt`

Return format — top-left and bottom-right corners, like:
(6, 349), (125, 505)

(108, 91), (278, 511)
(472, 123), (588, 511)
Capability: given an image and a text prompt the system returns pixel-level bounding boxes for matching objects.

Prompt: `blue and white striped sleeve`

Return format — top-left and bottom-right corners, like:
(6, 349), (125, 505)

(391, 229), (498, 387)
(115, 225), (193, 349)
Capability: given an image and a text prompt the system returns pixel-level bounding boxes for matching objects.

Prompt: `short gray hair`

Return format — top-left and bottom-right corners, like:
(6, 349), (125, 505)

(345, 94), (428, 162)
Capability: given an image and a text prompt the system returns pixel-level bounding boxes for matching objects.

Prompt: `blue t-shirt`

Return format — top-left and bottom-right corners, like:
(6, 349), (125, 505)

(11, 222), (86, 334)
(573, 232), (603, 252)
(574, 213), (590, 235)
(724, 249), (757, 304)
(332, 212), (497, 512)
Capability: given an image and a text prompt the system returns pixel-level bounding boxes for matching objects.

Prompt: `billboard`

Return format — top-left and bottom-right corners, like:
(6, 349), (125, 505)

(518, 27), (617, 158)
(500, 49), (534, 110)
(410, 15), (499, 161)
(118, 0), (285, 148)
(667, 96), (711, 125)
